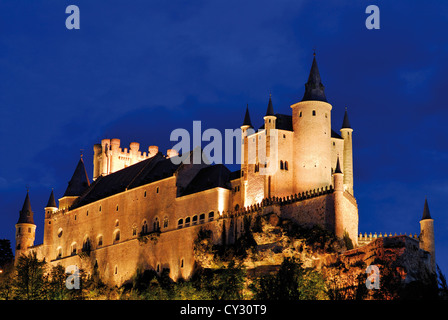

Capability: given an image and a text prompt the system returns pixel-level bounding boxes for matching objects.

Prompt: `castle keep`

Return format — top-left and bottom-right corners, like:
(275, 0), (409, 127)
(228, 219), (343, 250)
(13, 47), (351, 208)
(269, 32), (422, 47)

(14, 55), (436, 286)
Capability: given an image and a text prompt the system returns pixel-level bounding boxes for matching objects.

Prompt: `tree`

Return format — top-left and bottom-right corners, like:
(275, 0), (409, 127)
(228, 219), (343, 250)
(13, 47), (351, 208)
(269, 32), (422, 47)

(14, 251), (47, 300)
(251, 257), (327, 300)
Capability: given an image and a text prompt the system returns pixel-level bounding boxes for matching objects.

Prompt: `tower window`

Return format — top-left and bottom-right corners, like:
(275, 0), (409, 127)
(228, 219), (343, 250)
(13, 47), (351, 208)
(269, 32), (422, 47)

(156, 187), (159, 194)
(299, 111), (302, 117)
(280, 160), (284, 170)
(312, 110), (316, 116)
(144, 191), (147, 197)
(116, 205), (119, 211)
(285, 161), (288, 171)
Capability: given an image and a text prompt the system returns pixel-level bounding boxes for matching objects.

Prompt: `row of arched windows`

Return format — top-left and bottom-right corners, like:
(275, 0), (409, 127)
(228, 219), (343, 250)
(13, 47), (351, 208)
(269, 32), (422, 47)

(177, 212), (215, 229)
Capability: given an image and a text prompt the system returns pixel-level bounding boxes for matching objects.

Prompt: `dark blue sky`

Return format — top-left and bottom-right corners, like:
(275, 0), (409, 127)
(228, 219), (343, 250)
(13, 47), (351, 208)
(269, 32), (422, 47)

(1, 0), (447, 276)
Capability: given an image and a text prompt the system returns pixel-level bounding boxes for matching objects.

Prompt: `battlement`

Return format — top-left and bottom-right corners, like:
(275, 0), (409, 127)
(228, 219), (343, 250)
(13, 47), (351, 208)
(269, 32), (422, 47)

(94, 139), (163, 180)
(221, 185), (335, 218)
(358, 232), (419, 247)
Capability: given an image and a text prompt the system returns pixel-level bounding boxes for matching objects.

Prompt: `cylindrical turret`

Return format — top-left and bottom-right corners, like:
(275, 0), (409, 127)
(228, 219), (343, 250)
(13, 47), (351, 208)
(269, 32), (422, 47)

(292, 54), (332, 193)
(292, 100), (332, 193)
(15, 191), (36, 262)
(340, 108), (354, 195)
(333, 157), (344, 239)
(419, 198), (436, 271)
(93, 144), (102, 180)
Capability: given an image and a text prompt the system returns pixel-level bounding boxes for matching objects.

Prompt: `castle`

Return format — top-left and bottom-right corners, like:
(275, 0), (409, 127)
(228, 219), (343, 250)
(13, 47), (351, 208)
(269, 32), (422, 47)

(14, 54), (436, 286)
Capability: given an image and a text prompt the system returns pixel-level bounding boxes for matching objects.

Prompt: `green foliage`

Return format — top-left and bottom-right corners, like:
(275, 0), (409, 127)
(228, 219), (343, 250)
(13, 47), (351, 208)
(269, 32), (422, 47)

(250, 257), (327, 300)
(343, 231), (354, 250)
(285, 224), (342, 253)
(14, 251), (47, 300)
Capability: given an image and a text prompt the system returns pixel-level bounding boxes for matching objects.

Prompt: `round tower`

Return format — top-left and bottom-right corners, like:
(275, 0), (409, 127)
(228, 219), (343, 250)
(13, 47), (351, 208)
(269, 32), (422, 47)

(43, 190), (58, 250)
(340, 108), (354, 195)
(263, 93), (277, 197)
(93, 143), (102, 180)
(419, 198), (435, 271)
(333, 157), (345, 239)
(15, 191), (36, 261)
(240, 104), (253, 206)
(292, 54), (332, 193)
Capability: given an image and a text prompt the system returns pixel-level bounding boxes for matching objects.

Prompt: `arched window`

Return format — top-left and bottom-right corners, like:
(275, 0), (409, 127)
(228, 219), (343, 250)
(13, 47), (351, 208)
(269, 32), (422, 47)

(178, 218), (184, 229)
(208, 211), (215, 221)
(71, 243), (77, 256)
(163, 216), (169, 228)
(114, 230), (120, 243)
(132, 225), (137, 236)
(153, 217), (160, 231)
(97, 235), (103, 247)
(192, 215), (198, 226)
(285, 161), (288, 171)
(299, 111), (302, 117)
(82, 237), (91, 252)
(56, 247), (62, 259)
(199, 213), (205, 224)
(185, 217), (191, 227)
(142, 220), (148, 235)
(234, 204), (240, 211)
(57, 228), (63, 238)
(280, 160), (284, 170)
(312, 110), (316, 116)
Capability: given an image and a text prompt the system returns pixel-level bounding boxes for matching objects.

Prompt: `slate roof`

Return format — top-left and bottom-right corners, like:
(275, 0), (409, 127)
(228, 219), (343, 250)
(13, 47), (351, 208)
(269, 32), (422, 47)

(46, 190), (57, 208)
(70, 153), (178, 209)
(242, 104), (253, 128)
(301, 54), (327, 103)
(63, 158), (91, 197)
(342, 109), (352, 129)
(265, 94), (274, 116)
(17, 191), (34, 224)
(421, 198), (432, 220)
(180, 164), (232, 197)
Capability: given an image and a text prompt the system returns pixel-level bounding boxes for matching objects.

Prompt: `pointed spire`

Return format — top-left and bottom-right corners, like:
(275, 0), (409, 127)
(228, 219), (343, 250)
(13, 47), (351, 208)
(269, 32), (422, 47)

(63, 156), (91, 197)
(242, 104), (253, 128)
(301, 52), (327, 102)
(342, 107), (352, 129)
(17, 191), (34, 224)
(46, 189), (57, 208)
(421, 198), (432, 220)
(265, 92), (275, 116)
(335, 156), (343, 174)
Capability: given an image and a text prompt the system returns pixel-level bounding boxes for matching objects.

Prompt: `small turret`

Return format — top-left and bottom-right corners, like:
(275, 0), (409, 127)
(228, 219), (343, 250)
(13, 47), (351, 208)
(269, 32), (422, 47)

(15, 191), (36, 260)
(333, 156), (344, 239)
(340, 107), (354, 195)
(419, 198), (436, 271)
(44, 189), (58, 245)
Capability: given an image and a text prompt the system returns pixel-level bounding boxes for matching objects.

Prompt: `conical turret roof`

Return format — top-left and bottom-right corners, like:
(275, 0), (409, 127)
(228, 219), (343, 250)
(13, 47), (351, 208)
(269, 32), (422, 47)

(46, 189), (57, 208)
(265, 93), (275, 116)
(342, 108), (352, 129)
(301, 54), (327, 102)
(242, 104), (253, 128)
(63, 157), (90, 197)
(421, 198), (432, 220)
(17, 191), (34, 224)
(335, 156), (343, 174)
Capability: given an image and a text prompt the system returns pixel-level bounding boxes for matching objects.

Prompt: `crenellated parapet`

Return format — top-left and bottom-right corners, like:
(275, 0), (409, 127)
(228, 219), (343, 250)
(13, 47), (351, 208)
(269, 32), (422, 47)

(358, 232), (419, 247)
(93, 139), (160, 180)
(221, 185), (335, 219)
